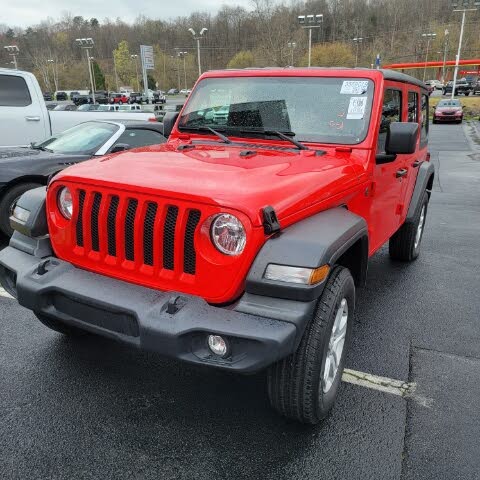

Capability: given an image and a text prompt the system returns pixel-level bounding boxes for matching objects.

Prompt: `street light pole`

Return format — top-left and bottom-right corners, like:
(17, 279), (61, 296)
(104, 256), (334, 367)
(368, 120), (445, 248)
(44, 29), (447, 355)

(352, 37), (364, 67)
(421, 33), (437, 82)
(188, 28), (208, 77)
(131, 54), (140, 91)
(177, 51), (188, 90)
(298, 14), (323, 67)
(287, 42), (296, 66)
(3, 45), (19, 69)
(451, 4), (477, 99)
(76, 38), (96, 104)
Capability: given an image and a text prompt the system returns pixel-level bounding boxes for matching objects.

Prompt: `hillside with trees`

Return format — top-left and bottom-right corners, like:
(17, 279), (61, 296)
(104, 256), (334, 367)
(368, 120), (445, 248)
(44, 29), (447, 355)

(1, 0), (479, 91)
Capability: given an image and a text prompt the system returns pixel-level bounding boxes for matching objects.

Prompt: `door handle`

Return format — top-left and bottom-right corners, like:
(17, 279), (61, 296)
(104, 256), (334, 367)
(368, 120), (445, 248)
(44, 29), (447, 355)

(25, 116), (40, 121)
(412, 160), (421, 168)
(396, 168), (408, 178)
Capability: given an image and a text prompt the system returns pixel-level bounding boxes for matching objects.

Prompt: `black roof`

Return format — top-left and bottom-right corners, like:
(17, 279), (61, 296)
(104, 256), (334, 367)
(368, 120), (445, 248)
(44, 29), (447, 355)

(207, 66), (427, 90)
(379, 69), (427, 89)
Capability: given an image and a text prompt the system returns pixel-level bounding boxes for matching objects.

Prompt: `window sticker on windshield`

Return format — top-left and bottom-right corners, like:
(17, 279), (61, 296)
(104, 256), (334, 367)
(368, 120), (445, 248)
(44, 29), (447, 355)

(340, 80), (369, 95)
(346, 96), (367, 119)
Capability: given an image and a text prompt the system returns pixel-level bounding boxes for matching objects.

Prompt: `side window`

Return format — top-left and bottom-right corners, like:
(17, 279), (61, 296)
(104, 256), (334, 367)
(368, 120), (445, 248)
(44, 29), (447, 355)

(114, 129), (165, 149)
(408, 92), (418, 123)
(420, 94), (429, 144)
(0, 75), (32, 107)
(377, 89), (402, 153)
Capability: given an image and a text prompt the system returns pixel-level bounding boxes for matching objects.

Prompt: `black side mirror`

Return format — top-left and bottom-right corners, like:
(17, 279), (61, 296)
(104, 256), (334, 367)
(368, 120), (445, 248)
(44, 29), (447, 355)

(110, 143), (130, 153)
(376, 122), (418, 165)
(386, 122), (418, 155)
(162, 112), (180, 137)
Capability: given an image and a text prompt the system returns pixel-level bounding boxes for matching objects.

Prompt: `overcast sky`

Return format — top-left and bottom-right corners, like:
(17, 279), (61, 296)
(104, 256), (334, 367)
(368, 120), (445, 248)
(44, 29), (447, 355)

(1, 0), (255, 28)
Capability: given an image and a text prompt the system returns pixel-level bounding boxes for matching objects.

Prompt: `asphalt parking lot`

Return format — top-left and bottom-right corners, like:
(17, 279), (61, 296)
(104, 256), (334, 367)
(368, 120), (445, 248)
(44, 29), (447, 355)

(1, 121), (479, 480)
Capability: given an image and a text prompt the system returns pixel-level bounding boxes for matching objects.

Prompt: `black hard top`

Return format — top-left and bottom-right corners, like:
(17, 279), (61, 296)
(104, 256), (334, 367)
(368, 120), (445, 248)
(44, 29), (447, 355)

(207, 66), (427, 90)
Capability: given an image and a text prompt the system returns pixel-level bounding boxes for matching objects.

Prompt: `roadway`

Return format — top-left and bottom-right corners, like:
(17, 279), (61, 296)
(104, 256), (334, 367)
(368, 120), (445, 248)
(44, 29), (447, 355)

(0, 121), (479, 479)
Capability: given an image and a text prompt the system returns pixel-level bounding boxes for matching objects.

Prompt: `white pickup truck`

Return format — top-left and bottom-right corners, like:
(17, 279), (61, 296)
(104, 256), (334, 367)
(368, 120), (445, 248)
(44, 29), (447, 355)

(0, 68), (158, 147)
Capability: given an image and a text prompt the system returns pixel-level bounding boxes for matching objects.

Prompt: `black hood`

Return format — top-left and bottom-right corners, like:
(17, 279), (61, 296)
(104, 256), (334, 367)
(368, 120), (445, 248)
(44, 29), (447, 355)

(0, 147), (92, 185)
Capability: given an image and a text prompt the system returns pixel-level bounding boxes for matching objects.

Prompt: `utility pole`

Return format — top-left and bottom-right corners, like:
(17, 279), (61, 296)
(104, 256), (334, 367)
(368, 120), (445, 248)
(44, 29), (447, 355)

(442, 29), (449, 84)
(298, 14), (323, 67)
(188, 28), (208, 77)
(287, 42), (296, 66)
(352, 37), (364, 67)
(131, 54), (140, 91)
(421, 33), (437, 82)
(451, 2), (477, 99)
(3, 45), (19, 69)
(76, 38), (96, 104)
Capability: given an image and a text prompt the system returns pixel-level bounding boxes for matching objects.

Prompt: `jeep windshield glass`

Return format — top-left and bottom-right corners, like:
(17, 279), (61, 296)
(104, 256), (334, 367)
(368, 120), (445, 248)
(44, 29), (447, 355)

(178, 77), (374, 145)
(35, 121), (119, 155)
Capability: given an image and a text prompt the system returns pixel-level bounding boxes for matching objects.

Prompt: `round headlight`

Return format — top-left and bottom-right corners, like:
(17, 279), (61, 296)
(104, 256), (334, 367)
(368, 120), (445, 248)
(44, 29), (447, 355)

(58, 187), (73, 220)
(211, 214), (246, 255)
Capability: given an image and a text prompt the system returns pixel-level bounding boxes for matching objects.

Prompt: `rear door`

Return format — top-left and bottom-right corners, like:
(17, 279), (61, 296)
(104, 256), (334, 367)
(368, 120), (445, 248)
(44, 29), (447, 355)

(0, 72), (49, 146)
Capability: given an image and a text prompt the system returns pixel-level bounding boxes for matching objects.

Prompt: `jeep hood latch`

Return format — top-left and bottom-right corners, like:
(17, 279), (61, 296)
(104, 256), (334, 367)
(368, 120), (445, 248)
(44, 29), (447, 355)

(262, 206), (281, 235)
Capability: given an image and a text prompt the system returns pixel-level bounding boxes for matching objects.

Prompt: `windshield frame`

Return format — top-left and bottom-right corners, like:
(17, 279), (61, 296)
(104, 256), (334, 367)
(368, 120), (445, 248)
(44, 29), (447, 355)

(177, 75), (376, 146)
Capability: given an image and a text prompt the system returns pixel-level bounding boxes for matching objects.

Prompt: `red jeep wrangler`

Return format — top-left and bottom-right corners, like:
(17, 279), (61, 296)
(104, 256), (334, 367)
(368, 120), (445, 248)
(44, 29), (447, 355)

(0, 68), (434, 424)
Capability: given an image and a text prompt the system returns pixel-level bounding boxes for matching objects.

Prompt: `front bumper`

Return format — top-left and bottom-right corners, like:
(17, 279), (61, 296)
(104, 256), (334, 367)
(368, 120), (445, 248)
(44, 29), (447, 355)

(0, 245), (298, 373)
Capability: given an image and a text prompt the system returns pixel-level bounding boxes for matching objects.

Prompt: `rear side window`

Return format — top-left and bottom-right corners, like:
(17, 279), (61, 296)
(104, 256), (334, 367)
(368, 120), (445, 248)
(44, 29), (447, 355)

(408, 92), (418, 123)
(377, 89), (402, 153)
(0, 75), (32, 107)
(420, 94), (429, 145)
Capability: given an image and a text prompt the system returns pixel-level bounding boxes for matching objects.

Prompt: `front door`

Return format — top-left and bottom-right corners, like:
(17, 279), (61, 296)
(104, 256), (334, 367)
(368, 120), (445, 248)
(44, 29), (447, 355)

(369, 87), (406, 253)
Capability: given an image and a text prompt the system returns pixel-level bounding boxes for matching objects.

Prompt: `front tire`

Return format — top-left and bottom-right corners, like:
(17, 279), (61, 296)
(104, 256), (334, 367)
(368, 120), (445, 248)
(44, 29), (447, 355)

(0, 182), (42, 237)
(35, 313), (88, 337)
(389, 190), (429, 261)
(267, 266), (355, 424)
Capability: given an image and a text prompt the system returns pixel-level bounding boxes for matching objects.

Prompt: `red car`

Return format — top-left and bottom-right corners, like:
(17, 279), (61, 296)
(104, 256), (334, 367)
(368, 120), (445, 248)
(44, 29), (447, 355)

(109, 93), (128, 104)
(1, 68), (434, 424)
(433, 99), (463, 123)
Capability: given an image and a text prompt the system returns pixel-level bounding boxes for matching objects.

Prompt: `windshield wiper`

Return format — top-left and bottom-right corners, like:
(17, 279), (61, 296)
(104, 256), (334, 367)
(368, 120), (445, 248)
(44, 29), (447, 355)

(178, 126), (232, 144)
(237, 128), (309, 150)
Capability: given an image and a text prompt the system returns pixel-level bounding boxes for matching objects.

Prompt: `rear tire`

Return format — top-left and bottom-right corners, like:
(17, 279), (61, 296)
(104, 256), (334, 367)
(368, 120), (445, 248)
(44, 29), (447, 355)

(267, 266), (355, 424)
(389, 190), (429, 261)
(0, 182), (42, 237)
(35, 313), (88, 337)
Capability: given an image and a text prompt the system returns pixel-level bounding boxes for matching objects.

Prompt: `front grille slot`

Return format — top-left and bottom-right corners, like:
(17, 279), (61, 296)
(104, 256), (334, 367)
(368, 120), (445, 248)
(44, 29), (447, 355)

(184, 210), (201, 274)
(163, 206), (179, 270)
(143, 202), (157, 266)
(91, 193), (102, 252)
(107, 196), (119, 256)
(76, 190), (86, 247)
(124, 199), (138, 261)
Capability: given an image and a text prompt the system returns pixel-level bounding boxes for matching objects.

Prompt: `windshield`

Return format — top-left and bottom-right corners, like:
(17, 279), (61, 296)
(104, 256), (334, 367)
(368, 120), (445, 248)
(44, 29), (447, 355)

(36, 122), (119, 154)
(438, 100), (460, 107)
(178, 77), (374, 144)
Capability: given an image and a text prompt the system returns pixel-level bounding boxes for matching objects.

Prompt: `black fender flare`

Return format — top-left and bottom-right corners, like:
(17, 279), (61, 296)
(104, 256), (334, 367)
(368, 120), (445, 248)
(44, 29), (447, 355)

(406, 161), (435, 223)
(244, 207), (368, 302)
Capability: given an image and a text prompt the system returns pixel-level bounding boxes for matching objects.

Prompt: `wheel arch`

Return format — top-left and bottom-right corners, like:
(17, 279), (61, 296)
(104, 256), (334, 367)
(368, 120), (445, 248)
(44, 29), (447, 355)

(0, 175), (48, 201)
(406, 161), (435, 222)
(244, 207), (368, 302)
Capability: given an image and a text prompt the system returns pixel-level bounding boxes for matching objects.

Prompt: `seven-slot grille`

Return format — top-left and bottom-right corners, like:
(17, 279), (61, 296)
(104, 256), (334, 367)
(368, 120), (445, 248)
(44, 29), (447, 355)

(74, 189), (202, 275)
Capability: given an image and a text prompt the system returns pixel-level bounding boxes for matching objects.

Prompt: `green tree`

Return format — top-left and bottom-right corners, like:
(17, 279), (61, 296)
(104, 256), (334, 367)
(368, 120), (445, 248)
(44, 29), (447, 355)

(113, 40), (135, 86)
(227, 50), (255, 69)
(92, 61), (106, 90)
(5, 28), (15, 40)
(301, 43), (355, 68)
